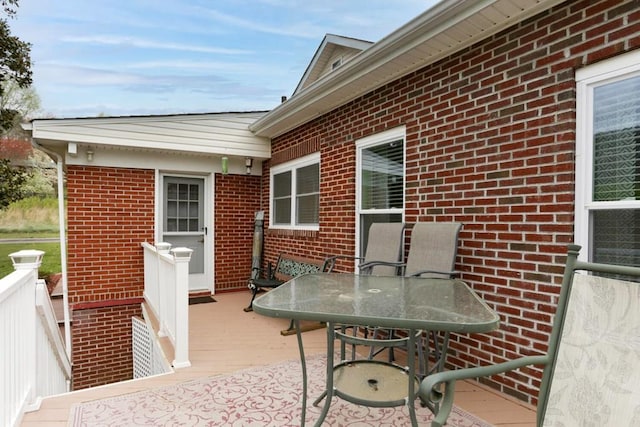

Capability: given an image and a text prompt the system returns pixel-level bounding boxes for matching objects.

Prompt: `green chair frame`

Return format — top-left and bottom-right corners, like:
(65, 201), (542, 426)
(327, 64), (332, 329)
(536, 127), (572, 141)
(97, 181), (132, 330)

(418, 244), (640, 427)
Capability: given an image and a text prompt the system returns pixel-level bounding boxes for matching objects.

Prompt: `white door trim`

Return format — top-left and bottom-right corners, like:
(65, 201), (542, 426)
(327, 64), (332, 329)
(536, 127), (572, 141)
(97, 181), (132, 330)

(156, 171), (213, 294)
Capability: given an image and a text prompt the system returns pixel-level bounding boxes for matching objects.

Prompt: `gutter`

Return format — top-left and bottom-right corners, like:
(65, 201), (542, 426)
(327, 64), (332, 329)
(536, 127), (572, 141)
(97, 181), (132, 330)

(26, 127), (72, 359)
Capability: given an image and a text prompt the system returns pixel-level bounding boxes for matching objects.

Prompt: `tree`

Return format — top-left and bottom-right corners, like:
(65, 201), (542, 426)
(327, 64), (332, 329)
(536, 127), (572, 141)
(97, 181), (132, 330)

(0, 157), (29, 209)
(0, 79), (40, 137)
(0, 0), (32, 132)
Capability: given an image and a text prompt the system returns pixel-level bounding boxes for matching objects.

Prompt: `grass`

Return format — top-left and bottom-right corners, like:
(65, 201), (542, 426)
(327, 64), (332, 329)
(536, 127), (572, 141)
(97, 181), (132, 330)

(0, 197), (62, 279)
(0, 241), (61, 279)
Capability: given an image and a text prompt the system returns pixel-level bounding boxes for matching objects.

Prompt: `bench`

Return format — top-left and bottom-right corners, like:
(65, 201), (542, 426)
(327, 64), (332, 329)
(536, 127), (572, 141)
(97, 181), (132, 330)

(244, 253), (329, 313)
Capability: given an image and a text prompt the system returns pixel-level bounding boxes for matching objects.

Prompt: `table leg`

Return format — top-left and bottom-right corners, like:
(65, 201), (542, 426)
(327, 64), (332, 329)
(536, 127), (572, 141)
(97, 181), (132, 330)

(295, 320), (308, 426)
(407, 328), (418, 427)
(313, 321), (336, 427)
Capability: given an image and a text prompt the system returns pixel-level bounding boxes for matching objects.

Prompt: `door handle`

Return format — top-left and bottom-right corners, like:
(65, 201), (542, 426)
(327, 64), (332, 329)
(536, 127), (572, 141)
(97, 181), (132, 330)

(198, 239), (204, 243)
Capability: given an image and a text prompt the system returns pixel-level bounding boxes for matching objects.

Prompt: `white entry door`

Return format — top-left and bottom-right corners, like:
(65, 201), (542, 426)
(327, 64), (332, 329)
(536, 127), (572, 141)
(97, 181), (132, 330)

(161, 176), (209, 292)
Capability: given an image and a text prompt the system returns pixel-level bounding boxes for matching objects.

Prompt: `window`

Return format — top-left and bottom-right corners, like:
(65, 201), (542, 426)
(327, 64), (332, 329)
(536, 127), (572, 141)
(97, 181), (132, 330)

(270, 153), (320, 229)
(575, 50), (640, 266)
(356, 127), (405, 258)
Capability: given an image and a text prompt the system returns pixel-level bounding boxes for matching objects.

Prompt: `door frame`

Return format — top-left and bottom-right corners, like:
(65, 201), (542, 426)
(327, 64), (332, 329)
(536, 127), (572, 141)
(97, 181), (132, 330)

(156, 171), (213, 294)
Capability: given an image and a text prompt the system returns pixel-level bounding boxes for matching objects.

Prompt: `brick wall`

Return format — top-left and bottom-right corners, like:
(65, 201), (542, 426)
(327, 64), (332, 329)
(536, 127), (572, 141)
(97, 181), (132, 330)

(263, 0), (640, 404)
(214, 173), (262, 290)
(66, 165), (155, 389)
(71, 304), (142, 389)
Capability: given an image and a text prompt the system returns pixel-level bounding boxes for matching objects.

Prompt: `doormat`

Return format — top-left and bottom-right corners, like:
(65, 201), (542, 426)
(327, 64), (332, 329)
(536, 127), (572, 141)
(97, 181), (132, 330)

(188, 296), (216, 305)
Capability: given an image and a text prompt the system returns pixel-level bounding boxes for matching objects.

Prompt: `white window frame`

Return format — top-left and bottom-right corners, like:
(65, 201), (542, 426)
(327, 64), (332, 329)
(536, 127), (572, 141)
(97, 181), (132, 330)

(575, 49), (640, 261)
(355, 126), (406, 261)
(270, 152), (320, 230)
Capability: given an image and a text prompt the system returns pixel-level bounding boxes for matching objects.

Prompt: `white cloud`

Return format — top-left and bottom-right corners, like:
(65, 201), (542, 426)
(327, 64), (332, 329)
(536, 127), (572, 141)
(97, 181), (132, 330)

(61, 35), (254, 55)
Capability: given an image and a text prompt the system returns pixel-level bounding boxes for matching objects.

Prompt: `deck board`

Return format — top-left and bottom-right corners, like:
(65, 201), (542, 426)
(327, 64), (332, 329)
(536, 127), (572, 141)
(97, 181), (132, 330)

(20, 291), (536, 426)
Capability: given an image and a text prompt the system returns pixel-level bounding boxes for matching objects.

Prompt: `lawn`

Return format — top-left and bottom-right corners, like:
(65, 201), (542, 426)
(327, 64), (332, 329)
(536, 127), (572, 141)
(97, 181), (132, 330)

(0, 197), (61, 279)
(0, 241), (61, 279)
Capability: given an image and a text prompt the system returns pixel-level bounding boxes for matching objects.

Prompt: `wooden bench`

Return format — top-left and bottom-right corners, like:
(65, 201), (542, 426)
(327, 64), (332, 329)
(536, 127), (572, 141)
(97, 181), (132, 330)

(245, 253), (328, 312)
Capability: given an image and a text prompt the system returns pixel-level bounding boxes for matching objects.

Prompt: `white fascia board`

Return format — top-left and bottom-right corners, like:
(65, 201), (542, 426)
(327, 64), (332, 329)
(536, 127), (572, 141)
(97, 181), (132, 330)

(250, 0), (567, 138)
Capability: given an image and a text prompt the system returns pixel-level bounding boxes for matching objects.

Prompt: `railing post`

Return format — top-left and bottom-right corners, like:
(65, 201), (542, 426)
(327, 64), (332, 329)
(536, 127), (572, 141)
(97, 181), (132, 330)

(8, 250), (44, 418)
(170, 247), (192, 368)
(156, 242), (171, 338)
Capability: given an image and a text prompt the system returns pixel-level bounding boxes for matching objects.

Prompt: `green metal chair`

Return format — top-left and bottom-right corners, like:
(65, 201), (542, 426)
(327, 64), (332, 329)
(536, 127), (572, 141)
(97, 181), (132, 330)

(419, 244), (640, 427)
(324, 222), (406, 275)
(367, 222), (463, 376)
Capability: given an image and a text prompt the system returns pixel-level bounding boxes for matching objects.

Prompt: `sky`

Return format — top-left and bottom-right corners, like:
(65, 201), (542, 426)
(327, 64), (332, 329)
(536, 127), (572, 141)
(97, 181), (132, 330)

(9, 0), (440, 119)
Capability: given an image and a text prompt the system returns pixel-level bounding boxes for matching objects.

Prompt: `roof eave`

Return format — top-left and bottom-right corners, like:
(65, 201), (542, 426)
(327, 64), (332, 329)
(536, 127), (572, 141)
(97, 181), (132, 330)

(249, 0), (566, 139)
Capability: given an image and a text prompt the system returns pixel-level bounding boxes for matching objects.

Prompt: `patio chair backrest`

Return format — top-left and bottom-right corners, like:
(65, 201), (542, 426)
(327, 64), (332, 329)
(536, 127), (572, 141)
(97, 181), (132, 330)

(363, 222), (405, 276)
(418, 245), (640, 427)
(404, 222), (462, 278)
(539, 252), (640, 426)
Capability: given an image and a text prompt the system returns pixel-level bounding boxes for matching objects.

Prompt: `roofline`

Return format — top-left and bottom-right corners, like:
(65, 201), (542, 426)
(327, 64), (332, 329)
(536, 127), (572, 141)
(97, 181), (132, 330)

(28, 110), (269, 125)
(249, 0), (566, 138)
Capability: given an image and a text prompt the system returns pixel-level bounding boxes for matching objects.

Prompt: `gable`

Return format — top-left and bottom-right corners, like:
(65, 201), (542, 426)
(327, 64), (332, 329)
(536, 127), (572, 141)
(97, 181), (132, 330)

(293, 34), (373, 95)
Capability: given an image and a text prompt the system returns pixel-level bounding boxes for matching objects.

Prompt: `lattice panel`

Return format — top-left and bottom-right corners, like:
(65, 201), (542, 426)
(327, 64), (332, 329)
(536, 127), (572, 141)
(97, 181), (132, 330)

(132, 316), (152, 379)
(132, 316), (171, 379)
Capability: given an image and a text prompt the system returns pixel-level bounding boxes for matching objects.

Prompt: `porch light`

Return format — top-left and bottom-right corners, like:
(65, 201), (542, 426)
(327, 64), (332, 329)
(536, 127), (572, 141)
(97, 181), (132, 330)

(221, 156), (228, 175)
(245, 157), (253, 174)
(86, 148), (94, 162)
(9, 249), (45, 270)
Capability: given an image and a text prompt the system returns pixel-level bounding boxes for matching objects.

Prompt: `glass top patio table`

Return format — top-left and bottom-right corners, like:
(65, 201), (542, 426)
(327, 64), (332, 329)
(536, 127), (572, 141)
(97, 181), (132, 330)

(253, 273), (500, 427)
(252, 273), (500, 332)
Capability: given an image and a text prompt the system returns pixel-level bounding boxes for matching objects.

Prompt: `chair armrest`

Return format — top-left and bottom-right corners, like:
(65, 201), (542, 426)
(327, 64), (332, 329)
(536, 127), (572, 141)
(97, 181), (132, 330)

(419, 355), (548, 427)
(324, 255), (364, 272)
(358, 260), (404, 275)
(408, 269), (458, 278)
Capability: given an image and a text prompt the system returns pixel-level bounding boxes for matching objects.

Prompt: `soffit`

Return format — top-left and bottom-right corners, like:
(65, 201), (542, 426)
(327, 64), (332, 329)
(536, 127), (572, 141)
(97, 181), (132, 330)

(250, 0), (567, 138)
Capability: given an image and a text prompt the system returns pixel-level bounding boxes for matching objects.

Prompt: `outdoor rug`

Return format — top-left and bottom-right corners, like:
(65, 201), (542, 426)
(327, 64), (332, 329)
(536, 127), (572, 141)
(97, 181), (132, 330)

(69, 353), (493, 426)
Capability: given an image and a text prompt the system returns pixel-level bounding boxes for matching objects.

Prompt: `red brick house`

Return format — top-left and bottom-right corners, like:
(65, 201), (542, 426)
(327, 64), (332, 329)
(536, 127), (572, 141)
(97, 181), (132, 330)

(25, 0), (640, 405)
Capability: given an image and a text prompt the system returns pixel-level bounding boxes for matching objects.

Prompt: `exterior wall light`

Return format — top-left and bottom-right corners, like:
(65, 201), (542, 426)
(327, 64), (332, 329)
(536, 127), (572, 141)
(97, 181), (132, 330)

(86, 149), (94, 162)
(221, 156), (228, 175)
(245, 157), (253, 174)
(9, 249), (45, 270)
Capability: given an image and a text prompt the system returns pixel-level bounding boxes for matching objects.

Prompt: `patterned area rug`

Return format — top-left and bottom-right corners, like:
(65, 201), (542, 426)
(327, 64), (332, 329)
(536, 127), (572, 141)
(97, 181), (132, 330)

(70, 353), (493, 426)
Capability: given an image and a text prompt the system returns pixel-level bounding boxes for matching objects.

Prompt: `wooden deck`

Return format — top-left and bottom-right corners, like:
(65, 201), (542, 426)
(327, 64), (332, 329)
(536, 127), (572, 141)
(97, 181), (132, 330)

(21, 291), (536, 426)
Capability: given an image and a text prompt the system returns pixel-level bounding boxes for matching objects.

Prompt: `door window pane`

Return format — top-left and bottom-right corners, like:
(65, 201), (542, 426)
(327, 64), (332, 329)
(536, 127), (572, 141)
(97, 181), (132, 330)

(165, 182), (201, 232)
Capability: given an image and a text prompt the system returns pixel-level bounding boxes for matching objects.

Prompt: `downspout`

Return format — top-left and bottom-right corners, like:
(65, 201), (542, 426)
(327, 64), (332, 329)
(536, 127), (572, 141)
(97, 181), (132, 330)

(30, 139), (72, 359)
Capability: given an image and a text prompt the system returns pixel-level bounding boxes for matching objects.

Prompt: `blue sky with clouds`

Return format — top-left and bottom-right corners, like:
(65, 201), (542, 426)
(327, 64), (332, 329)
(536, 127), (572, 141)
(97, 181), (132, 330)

(9, 0), (440, 119)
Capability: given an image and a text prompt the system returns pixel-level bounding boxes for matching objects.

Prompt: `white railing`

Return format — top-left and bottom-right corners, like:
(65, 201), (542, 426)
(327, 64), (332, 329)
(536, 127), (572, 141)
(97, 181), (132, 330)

(1, 251), (71, 427)
(35, 279), (72, 399)
(141, 242), (193, 369)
